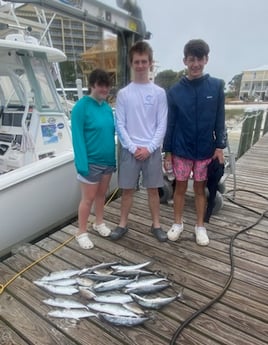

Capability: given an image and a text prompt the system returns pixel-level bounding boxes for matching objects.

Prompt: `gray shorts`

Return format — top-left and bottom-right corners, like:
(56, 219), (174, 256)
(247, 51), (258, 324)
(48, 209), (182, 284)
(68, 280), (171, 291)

(118, 148), (164, 189)
(77, 164), (116, 184)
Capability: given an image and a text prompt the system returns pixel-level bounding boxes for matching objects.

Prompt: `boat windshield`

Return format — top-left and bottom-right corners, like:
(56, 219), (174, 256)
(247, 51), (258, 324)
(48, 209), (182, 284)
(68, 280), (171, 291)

(0, 72), (27, 110)
(21, 53), (62, 113)
(0, 53), (62, 114)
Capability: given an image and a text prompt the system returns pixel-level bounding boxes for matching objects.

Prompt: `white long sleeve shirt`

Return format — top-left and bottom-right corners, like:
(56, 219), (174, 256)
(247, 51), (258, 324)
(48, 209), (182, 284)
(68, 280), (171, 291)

(115, 82), (168, 154)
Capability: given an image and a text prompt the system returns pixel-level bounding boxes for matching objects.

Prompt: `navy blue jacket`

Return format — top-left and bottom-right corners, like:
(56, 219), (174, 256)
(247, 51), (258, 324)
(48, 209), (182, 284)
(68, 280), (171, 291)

(163, 74), (226, 160)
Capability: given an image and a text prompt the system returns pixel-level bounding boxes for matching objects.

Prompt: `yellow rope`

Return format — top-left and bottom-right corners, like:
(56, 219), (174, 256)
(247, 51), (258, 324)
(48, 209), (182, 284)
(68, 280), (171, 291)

(0, 187), (120, 295)
(0, 235), (75, 295)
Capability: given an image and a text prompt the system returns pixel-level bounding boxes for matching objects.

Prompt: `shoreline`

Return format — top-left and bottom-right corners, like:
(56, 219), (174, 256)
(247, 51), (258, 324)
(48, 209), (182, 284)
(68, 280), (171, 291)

(225, 102), (268, 110)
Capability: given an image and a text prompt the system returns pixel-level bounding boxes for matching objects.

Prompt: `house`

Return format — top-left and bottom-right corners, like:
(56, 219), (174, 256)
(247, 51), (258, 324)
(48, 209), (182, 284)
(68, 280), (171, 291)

(239, 65), (268, 101)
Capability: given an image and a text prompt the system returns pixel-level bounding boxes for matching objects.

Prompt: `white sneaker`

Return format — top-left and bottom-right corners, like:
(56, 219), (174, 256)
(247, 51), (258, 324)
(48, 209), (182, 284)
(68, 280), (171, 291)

(93, 223), (111, 237)
(195, 226), (209, 246)
(167, 223), (184, 241)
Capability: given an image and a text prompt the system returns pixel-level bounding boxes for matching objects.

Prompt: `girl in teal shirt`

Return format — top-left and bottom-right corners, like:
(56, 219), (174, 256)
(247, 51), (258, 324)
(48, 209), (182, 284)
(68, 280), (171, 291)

(71, 69), (116, 249)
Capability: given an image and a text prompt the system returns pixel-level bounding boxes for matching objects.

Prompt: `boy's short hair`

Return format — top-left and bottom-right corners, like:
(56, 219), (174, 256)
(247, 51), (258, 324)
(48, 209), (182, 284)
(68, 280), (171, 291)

(184, 39), (210, 58)
(88, 69), (111, 87)
(129, 40), (153, 63)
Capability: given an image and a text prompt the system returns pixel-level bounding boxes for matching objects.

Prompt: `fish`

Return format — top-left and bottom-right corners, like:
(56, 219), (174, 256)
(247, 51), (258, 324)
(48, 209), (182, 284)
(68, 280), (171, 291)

(35, 283), (79, 295)
(76, 277), (94, 287)
(93, 292), (133, 304)
(43, 297), (88, 309)
(48, 309), (96, 320)
(93, 268), (114, 276)
(93, 277), (136, 293)
(111, 261), (151, 271)
(87, 302), (138, 317)
(82, 261), (119, 273)
(37, 261), (178, 325)
(34, 278), (77, 287)
(78, 286), (96, 300)
(99, 313), (150, 327)
(80, 273), (119, 282)
(124, 276), (168, 289)
(129, 293), (178, 309)
(39, 269), (81, 282)
(113, 269), (152, 276)
(122, 302), (145, 315)
(124, 283), (170, 295)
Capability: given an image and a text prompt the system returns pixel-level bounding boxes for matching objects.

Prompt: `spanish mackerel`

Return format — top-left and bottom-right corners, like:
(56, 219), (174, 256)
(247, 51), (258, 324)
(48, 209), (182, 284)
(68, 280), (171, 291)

(130, 293), (178, 309)
(43, 297), (88, 309)
(35, 283), (79, 295)
(48, 309), (96, 319)
(124, 283), (170, 295)
(93, 277), (136, 292)
(39, 269), (81, 282)
(78, 286), (96, 300)
(80, 273), (119, 282)
(125, 277), (168, 289)
(34, 278), (77, 287)
(85, 261), (119, 272)
(99, 313), (150, 327)
(93, 292), (133, 304)
(111, 261), (151, 271)
(87, 302), (138, 317)
(76, 277), (94, 287)
(113, 269), (152, 276)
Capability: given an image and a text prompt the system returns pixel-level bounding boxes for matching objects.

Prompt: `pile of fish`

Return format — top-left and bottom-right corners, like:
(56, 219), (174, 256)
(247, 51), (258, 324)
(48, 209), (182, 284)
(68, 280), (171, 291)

(33, 261), (181, 327)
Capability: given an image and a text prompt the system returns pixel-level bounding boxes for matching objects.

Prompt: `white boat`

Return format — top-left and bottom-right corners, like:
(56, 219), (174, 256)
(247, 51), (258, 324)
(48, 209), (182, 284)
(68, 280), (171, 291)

(0, 0), (151, 257)
(0, 12), (114, 258)
(0, 19), (81, 257)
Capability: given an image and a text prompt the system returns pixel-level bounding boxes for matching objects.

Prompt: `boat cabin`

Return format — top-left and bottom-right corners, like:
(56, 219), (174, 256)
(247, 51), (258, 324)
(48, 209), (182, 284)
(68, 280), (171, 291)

(0, 33), (72, 174)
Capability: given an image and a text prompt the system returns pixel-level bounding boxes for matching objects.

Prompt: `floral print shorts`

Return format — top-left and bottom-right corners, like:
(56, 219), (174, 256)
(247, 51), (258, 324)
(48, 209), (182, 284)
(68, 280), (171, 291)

(172, 156), (212, 181)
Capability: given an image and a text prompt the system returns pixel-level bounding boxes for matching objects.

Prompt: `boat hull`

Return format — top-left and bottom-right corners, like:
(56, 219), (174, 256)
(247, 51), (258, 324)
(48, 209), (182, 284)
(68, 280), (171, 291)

(0, 151), (80, 257)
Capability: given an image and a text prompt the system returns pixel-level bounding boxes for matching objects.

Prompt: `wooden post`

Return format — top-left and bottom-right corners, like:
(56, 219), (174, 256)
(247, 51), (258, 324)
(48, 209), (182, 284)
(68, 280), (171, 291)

(263, 110), (268, 135)
(252, 110), (263, 145)
(237, 111), (255, 158)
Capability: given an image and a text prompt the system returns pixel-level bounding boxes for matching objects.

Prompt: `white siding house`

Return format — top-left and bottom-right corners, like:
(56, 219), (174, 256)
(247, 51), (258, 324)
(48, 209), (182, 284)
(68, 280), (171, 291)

(239, 65), (268, 101)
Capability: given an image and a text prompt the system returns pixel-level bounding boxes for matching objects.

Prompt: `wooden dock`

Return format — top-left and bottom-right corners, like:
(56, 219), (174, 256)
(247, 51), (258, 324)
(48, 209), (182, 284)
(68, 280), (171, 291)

(1, 134), (268, 345)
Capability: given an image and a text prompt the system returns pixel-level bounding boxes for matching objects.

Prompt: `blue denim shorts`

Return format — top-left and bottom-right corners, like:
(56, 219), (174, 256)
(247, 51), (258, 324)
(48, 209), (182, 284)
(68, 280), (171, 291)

(77, 164), (116, 184)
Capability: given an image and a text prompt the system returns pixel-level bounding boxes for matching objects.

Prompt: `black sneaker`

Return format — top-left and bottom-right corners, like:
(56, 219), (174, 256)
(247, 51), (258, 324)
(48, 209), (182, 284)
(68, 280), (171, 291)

(151, 226), (168, 242)
(110, 226), (128, 240)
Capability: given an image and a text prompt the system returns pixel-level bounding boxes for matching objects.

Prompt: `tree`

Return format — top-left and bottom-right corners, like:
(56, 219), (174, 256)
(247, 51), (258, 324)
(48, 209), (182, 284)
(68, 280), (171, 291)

(59, 61), (83, 87)
(227, 73), (242, 98)
(154, 69), (186, 90)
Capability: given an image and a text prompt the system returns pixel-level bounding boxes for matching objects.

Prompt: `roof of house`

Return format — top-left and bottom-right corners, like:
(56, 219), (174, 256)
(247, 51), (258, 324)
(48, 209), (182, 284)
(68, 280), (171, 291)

(244, 65), (268, 72)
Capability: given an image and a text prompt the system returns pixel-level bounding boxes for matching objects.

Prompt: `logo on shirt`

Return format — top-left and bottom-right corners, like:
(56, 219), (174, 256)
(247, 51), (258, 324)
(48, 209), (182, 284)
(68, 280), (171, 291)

(144, 94), (153, 105)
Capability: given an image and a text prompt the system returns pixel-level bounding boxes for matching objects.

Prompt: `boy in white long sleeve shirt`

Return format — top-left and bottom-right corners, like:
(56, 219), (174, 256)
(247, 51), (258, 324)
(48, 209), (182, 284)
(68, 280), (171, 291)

(111, 41), (168, 242)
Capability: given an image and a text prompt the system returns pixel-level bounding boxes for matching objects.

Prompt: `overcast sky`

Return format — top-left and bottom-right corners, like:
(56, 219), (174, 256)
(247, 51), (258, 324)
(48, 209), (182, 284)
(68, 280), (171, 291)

(100, 0), (268, 85)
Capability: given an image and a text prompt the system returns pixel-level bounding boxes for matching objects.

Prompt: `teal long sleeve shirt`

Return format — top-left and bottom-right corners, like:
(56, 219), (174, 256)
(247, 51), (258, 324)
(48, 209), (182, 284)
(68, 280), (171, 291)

(71, 96), (116, 176)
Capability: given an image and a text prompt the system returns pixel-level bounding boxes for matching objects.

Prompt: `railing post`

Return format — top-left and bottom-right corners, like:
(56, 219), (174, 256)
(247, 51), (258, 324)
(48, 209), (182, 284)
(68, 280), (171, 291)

(237, 110), (255, 158)
(252, 110), (263, 145)
(263, 109), (268, 135)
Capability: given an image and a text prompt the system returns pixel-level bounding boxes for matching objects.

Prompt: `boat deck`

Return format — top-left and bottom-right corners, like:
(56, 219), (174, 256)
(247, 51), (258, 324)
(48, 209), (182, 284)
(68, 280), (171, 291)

(1, 134), (268, 345)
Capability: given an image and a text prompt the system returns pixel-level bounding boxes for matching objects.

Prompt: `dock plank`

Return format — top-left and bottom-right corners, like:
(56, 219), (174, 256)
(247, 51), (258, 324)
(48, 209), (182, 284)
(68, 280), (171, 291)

(1, 133), (268, 345)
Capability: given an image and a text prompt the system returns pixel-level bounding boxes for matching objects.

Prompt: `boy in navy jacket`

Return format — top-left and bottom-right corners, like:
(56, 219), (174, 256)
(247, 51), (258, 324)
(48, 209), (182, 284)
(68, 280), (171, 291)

(163, 39), (226, 246)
